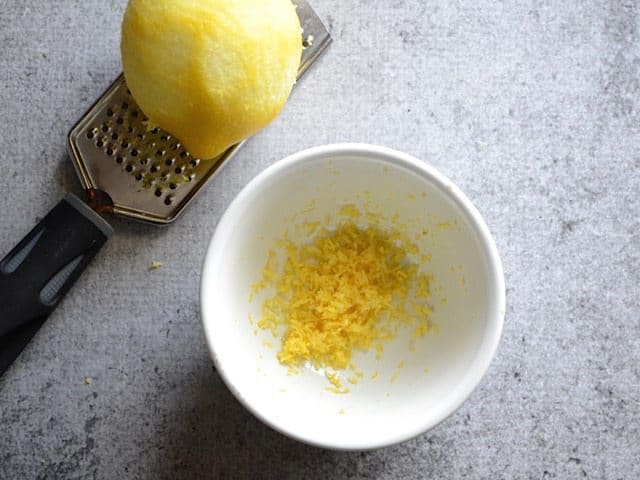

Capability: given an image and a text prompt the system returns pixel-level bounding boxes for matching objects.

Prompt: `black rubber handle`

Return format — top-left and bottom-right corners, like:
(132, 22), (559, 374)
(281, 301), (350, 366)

(0, 193), (113, 375)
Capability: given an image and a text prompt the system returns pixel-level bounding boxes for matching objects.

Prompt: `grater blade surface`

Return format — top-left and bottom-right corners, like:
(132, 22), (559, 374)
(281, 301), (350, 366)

(67, 0), (331, 225)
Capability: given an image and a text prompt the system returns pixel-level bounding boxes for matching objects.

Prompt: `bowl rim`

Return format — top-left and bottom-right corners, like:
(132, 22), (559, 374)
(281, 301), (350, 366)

(200, 143), (505, 450)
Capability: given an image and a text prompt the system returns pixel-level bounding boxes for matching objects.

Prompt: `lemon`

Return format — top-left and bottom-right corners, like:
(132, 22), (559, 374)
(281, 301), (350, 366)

(121, 0), (302, 159)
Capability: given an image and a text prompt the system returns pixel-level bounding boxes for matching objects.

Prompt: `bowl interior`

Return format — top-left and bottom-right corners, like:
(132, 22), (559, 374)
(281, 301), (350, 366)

(201, 145), (503, 449)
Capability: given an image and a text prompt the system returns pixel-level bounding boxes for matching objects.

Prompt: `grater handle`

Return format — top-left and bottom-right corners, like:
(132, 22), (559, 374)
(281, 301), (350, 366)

(0, 193), (113, 376)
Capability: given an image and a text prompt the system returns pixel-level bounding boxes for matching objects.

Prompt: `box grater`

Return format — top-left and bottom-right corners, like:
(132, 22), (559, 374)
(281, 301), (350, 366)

(0, 0), (331, 375)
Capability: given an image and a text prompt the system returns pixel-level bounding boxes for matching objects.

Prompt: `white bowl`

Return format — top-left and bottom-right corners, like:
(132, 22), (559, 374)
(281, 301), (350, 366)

(201, 144), (505, 450)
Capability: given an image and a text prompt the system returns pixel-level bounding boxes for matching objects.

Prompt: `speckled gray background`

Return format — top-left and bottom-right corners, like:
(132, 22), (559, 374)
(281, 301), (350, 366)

(1, 0), (639, 478)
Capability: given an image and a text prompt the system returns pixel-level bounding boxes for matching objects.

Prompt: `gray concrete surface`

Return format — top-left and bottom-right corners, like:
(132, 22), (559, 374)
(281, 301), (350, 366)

(1, 0), (639, 478)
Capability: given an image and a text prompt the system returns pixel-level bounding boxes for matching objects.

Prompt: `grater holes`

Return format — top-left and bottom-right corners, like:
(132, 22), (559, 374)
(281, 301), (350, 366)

(302, 34), (314, 49)
(85, 92), (204, 197)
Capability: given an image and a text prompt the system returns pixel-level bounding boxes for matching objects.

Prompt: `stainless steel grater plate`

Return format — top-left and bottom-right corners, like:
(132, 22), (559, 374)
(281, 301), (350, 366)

(67, 0), (331, 225)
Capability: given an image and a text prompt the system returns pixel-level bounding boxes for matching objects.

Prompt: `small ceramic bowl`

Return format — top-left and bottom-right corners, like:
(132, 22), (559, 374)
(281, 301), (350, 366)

(201, 144), (505, 450)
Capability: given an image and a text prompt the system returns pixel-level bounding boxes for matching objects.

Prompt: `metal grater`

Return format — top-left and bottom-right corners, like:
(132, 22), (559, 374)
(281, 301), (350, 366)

(67, 0), (331, 225)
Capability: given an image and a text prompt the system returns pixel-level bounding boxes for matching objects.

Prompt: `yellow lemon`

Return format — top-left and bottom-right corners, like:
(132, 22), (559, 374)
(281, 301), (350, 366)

(121, 0), (302, 159)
